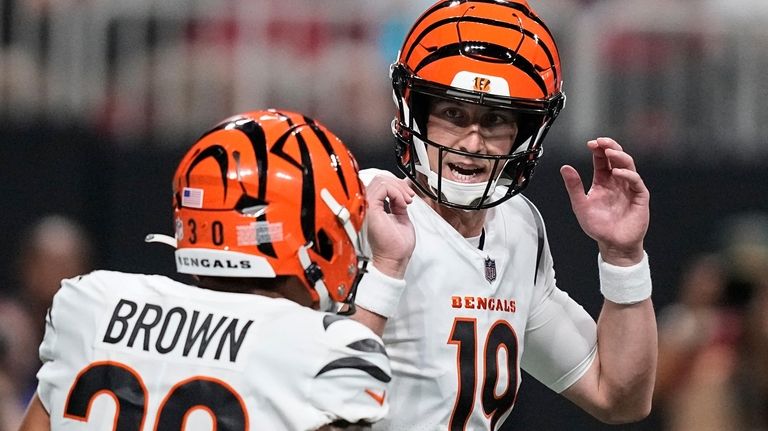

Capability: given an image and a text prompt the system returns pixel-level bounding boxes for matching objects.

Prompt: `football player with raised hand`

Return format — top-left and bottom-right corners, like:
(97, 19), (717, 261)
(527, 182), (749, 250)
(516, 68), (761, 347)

(351, 1), (657, 430)
(18, 110), (406, 431)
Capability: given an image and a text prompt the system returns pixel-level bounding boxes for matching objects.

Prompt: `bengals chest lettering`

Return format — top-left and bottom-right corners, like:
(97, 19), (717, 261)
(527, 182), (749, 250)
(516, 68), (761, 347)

(451, 295), (516, 313)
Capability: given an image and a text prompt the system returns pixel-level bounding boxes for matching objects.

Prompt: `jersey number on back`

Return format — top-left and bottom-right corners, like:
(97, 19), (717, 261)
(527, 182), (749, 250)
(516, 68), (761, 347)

(448, 318), (519, 431)
(64, 361), (248, 430)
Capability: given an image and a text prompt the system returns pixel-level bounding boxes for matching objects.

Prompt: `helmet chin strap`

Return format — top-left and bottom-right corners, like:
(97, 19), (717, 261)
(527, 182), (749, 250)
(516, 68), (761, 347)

(413, 131), (507, 208)
(297, 188), (366, 313)
(320, 188), (363, 257)
(297, 242), (333, 312)
(427, 172), (500, 207)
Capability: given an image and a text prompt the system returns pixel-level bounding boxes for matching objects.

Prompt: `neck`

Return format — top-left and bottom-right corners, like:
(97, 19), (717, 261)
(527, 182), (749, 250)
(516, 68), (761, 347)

(426, 198), (487, 238)
(195, 275), (317, 309)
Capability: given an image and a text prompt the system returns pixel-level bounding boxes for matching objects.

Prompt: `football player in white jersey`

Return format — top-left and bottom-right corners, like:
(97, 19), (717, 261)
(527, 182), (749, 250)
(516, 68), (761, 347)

(350, 1), (658, 430)
(18, 110), (409, 431)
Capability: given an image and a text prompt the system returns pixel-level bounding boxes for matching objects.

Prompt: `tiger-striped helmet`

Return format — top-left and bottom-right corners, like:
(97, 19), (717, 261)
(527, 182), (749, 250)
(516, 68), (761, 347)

(391, 0), (566, 209)
(167, 110), (366, 311)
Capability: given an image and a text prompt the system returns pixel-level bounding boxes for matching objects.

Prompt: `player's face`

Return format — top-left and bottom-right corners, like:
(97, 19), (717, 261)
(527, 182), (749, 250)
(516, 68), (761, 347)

(426, 99), (518, 184)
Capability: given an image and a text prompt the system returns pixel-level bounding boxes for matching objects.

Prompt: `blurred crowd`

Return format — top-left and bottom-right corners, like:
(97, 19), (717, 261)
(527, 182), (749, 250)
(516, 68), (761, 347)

(0, 215), (93, 430)
(3, 0), (768, 158)
(654, 213), (768, 430)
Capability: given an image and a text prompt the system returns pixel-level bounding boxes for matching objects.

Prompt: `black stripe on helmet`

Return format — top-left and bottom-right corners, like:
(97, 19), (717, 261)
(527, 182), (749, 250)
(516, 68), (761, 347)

(230, 117), (278, 258)
(405, 0), (553, 52)
(195, 116), (271, 203)
(270, 120), (316, 246)
(186, 145), (228, 203)
(234, 119), (269, 201)
(414, 41), (548, 95)
(304, 116), (350, 198)
(404, 15), (557, 84)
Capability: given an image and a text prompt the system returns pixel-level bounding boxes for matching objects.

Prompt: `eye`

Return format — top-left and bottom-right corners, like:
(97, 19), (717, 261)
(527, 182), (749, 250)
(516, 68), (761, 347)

(437, 106), (470, 127)
(443, 107), (464, 120)
(481, 112), (514, 128)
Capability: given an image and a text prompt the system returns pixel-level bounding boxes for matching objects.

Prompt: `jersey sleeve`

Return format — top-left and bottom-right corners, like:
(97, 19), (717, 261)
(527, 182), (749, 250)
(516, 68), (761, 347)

(308, 315), (391, 425)
(520, 211), (597, 393)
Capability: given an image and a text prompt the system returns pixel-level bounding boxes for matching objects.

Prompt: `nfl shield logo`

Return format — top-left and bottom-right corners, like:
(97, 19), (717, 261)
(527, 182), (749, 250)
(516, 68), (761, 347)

(484, 257), (496, 283)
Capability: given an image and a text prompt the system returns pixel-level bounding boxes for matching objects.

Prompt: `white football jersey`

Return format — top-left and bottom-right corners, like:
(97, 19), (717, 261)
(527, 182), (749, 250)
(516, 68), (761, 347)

(36, 270), (390, 430)
(358, 169), (597, 431)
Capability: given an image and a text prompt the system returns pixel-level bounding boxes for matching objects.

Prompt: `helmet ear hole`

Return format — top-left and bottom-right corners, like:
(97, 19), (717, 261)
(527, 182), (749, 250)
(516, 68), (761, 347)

(315, 229), (334, 261)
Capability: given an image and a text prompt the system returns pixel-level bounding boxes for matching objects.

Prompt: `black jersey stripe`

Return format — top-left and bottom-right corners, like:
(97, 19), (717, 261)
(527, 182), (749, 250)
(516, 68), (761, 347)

(323, 314), (347, 329)
(321, 316), (388, 356)
(316, 357), (391, 383)
(522, 196), (545, 285)
(348, 339), (388, 356)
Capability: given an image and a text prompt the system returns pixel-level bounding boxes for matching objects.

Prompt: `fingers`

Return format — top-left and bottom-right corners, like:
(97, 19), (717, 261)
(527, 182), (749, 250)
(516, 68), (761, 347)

(387, 189), (413, 215)
(589, 137), (627, 175)
(591, 137), (623, 152)
(610, 168), (649, 197)
(560, 165), (586, 207)
(604, 149), (637, 173)
(366, 175), (415, 215)
(585, 137), (648, 196)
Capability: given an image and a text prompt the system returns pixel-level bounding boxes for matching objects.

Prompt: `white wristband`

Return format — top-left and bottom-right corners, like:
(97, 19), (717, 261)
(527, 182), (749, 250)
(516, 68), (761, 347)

(598, 252), (652, 304)
(353, 264), (407, 318)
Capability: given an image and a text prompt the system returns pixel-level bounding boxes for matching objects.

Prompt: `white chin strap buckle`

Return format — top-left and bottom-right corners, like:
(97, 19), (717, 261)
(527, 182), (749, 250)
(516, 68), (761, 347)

(297, 241), (333, 312)
(144, 233), (178, 248)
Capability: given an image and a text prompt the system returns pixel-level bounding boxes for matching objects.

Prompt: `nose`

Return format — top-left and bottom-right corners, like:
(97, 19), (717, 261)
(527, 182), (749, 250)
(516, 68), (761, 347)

(458, 127), (485, 153)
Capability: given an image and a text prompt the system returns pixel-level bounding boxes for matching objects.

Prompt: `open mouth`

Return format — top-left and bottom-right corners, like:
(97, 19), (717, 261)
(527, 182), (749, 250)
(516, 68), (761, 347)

(447, 162), (486, 183)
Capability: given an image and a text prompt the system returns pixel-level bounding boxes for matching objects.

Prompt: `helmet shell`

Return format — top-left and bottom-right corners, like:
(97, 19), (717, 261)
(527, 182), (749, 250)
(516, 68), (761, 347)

(173, 110), (366, 305)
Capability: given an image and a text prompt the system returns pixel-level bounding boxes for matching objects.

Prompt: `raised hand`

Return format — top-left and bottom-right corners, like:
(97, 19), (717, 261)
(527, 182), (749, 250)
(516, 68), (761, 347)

(365, 175), (416, 278)
(560, 137), (650, 266)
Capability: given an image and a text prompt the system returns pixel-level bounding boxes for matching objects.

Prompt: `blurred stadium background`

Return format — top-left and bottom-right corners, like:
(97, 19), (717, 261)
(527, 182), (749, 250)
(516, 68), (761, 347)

(1, 0), (767, 429)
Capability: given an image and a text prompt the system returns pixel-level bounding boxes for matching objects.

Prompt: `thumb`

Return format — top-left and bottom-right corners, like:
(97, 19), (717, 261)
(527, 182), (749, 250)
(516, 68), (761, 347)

(560, 165), (585, 207)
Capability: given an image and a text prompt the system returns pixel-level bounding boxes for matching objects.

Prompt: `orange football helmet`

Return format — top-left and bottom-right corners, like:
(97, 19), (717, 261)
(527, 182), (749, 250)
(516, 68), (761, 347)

(391, 0), (566, 209)
(151, 110), (367, 312)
